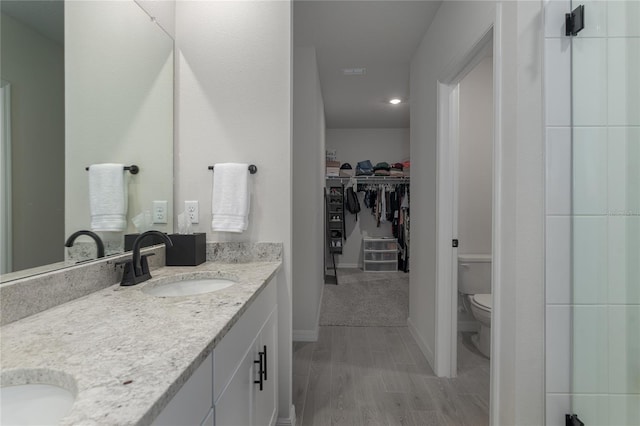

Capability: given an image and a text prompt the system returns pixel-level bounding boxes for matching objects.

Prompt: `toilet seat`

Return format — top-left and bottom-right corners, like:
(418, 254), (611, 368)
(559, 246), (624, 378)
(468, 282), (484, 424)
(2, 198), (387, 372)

(471, 293), (492, 311)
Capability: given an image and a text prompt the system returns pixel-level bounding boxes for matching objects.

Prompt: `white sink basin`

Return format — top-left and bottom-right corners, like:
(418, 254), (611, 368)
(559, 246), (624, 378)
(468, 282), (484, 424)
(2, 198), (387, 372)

(143, 278), (236, 297)
(1, 383), (75, 425)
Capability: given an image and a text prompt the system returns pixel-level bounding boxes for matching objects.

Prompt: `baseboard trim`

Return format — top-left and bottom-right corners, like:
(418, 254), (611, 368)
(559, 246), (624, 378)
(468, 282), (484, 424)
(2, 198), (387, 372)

(407, 317), (435, 370)
(276, 404), (296, 426)
(325, 263), (360, 270)
(336, 263), (359, 269)
(458, 320), (480, 332)
(293, 329), (318, 342)
(316, 280), (324, 328)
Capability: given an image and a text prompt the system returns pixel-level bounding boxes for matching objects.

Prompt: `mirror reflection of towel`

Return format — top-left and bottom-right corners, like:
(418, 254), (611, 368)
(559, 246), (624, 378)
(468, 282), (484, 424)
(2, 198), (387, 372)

(89, 163), (127, 232)
(211, 163), (250, 233)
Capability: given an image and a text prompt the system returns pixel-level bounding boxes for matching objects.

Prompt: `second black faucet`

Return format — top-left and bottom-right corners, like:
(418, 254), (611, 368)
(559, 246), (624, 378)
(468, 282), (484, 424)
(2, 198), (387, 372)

(120, 231), (173, 286)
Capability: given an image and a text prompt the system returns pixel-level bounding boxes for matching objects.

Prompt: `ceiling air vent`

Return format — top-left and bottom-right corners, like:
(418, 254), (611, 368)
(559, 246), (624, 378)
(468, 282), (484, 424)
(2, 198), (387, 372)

(342, 68), (366, 76)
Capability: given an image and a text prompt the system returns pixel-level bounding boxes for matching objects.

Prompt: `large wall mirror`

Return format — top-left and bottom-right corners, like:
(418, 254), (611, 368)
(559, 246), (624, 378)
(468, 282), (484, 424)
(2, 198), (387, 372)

(0, 0), (174, 282)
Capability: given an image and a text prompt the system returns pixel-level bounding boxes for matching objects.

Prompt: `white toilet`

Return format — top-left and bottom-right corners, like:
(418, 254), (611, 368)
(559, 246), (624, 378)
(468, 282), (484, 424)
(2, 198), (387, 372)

(458, 254), (492, 358)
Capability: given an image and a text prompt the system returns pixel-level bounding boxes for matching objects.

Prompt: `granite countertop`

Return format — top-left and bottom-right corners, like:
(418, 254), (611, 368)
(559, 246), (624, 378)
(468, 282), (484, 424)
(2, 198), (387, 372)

(0, 260), (281, 425)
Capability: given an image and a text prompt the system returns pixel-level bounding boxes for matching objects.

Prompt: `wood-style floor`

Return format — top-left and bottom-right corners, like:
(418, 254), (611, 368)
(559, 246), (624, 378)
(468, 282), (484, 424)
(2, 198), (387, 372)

(293, 327), (489, 426)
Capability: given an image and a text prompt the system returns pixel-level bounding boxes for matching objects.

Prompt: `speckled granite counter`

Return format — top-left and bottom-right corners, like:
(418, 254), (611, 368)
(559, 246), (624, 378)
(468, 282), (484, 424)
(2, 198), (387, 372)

(0, 260), (281, 425)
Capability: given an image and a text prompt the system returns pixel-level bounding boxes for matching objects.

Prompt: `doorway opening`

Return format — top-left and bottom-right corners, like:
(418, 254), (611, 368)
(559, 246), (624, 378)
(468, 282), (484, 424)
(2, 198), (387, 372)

(436, 29), (494, 383)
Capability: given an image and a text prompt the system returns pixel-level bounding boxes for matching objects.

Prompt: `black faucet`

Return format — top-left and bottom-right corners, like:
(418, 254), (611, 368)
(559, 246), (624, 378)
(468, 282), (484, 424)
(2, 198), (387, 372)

(65, 230), (105, 259)
(120, 230), (173, 286)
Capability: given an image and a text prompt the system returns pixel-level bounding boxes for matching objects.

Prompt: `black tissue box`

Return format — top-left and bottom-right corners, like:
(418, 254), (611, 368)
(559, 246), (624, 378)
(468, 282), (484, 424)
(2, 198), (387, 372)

(165, 233), (206, 266)
(124, 233), (169, 251)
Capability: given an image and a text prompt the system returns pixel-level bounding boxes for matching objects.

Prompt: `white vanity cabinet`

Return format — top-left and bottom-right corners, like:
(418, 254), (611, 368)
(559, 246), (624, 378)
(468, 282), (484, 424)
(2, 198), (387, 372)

(152, 277), (278, 426)
(152, 352), (213, 426)
(251, 309), (278, 426)
(213, 279), (278, 426)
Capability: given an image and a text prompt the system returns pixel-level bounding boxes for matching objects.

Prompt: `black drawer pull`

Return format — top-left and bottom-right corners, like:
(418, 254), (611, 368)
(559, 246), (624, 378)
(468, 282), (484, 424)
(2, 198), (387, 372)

(262, 345), (267, 381)
(254, 352), (264, 391)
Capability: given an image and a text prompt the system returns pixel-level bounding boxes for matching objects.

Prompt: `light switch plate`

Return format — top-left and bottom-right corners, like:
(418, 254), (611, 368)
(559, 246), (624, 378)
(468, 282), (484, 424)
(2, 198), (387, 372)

(153, 200), (168, 224)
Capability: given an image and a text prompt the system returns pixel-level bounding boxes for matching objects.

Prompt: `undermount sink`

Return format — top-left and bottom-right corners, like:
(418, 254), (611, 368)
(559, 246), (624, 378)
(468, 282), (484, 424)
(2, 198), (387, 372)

(1, 383), (75, 425)
(143, 278), (236, 297)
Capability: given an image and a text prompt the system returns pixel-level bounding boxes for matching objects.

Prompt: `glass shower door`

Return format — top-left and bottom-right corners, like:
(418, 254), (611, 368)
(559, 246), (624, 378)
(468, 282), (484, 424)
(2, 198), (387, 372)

(570, 1), (639, 424)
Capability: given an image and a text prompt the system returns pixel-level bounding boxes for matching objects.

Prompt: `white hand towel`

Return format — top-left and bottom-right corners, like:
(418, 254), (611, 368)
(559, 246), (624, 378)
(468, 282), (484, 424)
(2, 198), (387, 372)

(211, 163), (250, 233)
(89, 163), (127, 232)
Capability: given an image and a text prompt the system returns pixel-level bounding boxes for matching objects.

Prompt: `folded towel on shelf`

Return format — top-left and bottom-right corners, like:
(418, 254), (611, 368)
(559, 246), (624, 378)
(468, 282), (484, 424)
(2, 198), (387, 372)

(374, 169), (391, 176)
(373, 162), (391, 171)
(89, 163), (127, 232)
(211, 163), (250, 233)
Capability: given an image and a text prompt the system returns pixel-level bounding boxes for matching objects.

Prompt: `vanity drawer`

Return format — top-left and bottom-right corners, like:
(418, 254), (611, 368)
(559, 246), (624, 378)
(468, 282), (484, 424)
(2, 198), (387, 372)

(212, 278), (276, 402)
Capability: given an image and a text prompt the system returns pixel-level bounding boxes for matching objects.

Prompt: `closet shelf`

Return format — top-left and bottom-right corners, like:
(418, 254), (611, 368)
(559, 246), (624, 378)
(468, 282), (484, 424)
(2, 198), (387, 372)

(326, 176), (410, 184)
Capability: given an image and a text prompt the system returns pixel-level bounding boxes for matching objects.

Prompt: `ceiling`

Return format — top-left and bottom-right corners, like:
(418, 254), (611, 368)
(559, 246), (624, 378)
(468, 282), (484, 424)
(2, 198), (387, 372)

(294, 0), (442, 129)
(1, 0), (64, 45)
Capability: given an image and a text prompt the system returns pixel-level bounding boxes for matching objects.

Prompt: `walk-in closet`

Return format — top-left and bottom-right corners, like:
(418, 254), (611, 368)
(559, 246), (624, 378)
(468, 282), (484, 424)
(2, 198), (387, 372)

(324, 175), (410, 283)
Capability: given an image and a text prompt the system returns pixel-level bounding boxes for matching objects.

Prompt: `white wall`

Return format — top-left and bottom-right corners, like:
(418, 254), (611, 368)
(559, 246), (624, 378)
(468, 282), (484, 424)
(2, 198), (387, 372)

(292, 47), (325, 341)
(458, 56), (493, 256)
(410, 1), (544, 424)
(135, 0), (176, 38)
(1, 13), (65, 272)
(65, 1), (174, 247)
(325, 128), (409, 267)
(174, 1), (293, 422)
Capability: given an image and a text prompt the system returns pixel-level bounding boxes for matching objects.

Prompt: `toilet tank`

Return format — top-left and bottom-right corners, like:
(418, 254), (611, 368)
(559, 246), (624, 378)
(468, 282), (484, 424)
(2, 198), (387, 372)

(458, 254), (492, 295)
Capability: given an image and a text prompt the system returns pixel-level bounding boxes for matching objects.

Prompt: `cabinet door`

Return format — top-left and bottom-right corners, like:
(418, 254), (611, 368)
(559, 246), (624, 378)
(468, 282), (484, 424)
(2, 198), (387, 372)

(152, 353), (213, 426)
(214, 342), (256, 426)
(201, 409), (214, 426)
(253, 307), (278, 426)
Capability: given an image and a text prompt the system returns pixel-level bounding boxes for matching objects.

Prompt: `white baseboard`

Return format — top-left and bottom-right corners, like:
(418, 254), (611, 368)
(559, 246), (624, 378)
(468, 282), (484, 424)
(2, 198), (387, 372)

(458, 320), (480, 332)
(407, 317), (435, 369)
(293, 282), (324, 342)
(325, 263), (360, 270)
(336, 263), (359, 269)
(293, 329), (318, 342)
(276, 404), (296, 426)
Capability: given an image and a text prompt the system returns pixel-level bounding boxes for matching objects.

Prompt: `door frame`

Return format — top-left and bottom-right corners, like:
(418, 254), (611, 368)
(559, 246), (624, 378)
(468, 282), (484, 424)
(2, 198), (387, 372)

(435, 17), (502, 424)
(1, 80), (12, 274)
(435, 80), (461, 377)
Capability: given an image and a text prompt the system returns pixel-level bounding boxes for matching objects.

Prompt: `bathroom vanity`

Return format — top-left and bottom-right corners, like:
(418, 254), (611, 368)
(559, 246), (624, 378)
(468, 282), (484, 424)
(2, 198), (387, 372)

(0, 251), (281, 426)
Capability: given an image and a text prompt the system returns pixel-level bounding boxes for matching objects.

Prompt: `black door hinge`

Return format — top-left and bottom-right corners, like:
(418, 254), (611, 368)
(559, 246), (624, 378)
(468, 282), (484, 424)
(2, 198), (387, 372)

(566, 5), (585, 36)
(566, 414), (584, 426)
(452, 239), (459, 248)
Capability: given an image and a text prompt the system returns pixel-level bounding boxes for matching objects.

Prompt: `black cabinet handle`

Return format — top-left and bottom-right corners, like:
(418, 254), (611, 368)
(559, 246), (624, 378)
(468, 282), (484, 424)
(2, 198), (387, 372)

(262, 345), (267, 381)
(254, 345), (268, 391)
(254, 346), (268, 391)
(254, 353), (263, 391)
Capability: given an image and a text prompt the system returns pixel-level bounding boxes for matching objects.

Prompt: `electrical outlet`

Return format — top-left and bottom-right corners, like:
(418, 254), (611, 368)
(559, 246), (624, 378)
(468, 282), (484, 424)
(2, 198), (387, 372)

(153, 200), (168, 224)
(185, 200), (199, 224)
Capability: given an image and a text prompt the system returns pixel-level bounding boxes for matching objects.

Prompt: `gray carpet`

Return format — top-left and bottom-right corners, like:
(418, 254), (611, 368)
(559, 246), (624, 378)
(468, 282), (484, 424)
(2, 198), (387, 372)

(319, 268), (409, 326)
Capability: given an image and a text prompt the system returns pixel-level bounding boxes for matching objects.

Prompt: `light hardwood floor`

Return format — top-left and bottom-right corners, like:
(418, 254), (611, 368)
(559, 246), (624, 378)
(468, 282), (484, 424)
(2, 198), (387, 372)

(293, 327), (489, 426)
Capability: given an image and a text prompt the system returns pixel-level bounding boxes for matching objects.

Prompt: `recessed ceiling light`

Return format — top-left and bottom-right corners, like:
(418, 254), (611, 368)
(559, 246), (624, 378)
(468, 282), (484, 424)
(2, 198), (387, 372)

(389, 98), (402, 105)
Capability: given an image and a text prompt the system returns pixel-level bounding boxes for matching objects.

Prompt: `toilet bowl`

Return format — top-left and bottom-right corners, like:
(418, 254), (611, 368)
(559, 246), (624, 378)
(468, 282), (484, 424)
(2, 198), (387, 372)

(458, 254), (492, 358)
(468, 293), (491, 357)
